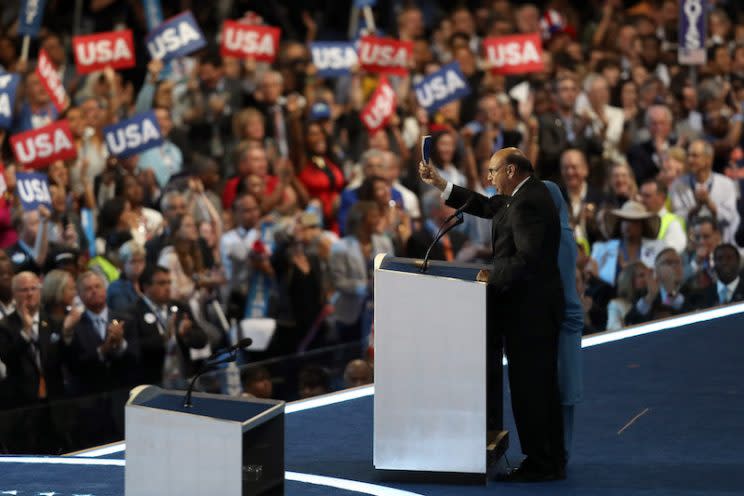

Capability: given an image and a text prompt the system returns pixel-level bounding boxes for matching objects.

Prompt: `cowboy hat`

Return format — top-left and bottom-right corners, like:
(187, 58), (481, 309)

(603, 200), (660, 239)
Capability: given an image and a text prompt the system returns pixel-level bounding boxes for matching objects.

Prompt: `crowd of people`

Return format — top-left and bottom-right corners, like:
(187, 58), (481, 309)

(0, 0), (744, 449)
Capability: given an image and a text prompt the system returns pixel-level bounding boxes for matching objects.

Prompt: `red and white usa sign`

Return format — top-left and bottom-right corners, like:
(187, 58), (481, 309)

(483, 33), (544, 75)
(36, 49), (69, 112)
(360, 77), (397, 134)
(220, 21), (280, 62)
(72, 29), (136, 74)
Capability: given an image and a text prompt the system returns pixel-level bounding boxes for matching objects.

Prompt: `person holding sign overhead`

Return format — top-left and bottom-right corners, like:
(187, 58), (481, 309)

(419, 147), (566, 482)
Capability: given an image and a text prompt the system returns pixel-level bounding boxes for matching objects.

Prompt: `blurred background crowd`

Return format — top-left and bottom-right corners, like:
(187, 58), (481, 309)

(0, 0), (743, 453)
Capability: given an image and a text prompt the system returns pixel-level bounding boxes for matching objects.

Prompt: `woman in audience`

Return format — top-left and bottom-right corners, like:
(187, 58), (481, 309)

(429, 131), (466, 187)
(295, 122), (345, 233)
(329, 202), (393, 345)
(106, 241), (146, 313)
(606, 262), (649, 330)
(41, 269), (79, 331)
(592, 201), (666, 287)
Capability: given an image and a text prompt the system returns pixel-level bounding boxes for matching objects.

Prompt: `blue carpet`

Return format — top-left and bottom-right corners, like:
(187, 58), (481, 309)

(1, 312), (743, 495)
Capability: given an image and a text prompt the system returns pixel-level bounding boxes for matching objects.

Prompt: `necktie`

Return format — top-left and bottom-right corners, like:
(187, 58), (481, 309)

(719, 286), (729, 304)
(97, 317), (107, 340)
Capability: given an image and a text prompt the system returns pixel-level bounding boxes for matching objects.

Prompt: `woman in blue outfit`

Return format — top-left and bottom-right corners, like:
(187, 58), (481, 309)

(543, 181), (584, 459)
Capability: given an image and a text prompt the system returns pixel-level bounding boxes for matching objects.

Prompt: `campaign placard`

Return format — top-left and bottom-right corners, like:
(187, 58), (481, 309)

(360, 77), (397, 133)
(10, 120), (77, 169)
(357, 36), (412, 76)
(73, 29), (136, 74)
(15, 172), (51, 210)
(414, 62), (471, 114)
(36, 49), (69, 112)
(483, 33), (544, 75)
(18, 0), (47, 38)
(0, 74), (20, 129)
(311, 42), (358, 77)
(104, 111), (163, 158)
(146, 11), (206, 62)
(679, 0), (707, 65)
(221, 22), (280, 62)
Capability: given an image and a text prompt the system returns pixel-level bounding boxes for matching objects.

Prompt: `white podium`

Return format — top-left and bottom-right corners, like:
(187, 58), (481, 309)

(125, 385), (285, 495)
(373, 255), (506, 482)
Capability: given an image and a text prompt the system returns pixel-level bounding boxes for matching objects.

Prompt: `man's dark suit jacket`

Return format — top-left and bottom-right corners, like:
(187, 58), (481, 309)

(626, 140), (673, 186)
(446, 177), (565, 336)
(686, 276), (744, 310)
(0, 311), (64, 409)
(60, 310), (139, 396)
(537, 113), (603, 184)
(130, 298), (208, 385)
(405, 228), (469, 261)
(624, 292), (695, 325)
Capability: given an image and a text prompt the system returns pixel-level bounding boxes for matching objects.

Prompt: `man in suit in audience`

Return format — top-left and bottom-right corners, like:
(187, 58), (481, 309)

(689, 243), (744, 309)
(0, 272), (64, 409)
(626, 248), (694, 324)
(60, 271), (139, 396)
(132, 266), (208, 386)
(419, 148), (566, 482)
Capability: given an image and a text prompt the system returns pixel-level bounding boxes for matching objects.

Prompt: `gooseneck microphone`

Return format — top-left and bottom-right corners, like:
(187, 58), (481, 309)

(183, 338), (253, 408)
(420, 194), (474, 273)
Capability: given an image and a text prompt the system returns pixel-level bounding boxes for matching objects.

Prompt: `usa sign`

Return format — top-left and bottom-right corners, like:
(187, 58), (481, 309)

(414, 62), (470, 114)
(36, 49), (69, 112)
(73, 29), (136, 74)
(104, 111), (163, 158)
(361, 77), (397, 134)
(357, 36), (412, 76)
(15, 172), (52, 211)
(146, 11), (206, 62)
(0, 73), (20, 129)
(221, 22), (280, 62)
(311, 42), (357, 77)
(10, 120), (77, 169)
(483, 33), (544, 75)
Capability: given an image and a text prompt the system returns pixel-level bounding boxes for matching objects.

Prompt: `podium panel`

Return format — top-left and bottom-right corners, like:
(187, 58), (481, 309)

(125, 386), (284, 496)
(374, 260), (487, 474)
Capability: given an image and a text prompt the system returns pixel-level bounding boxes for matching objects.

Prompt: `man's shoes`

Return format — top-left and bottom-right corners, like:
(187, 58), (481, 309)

(496, 463), (566, 483)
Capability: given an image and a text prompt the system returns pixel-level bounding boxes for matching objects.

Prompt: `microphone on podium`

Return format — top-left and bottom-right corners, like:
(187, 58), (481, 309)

(183, 338), (253, 408)
(420, 194), (474, 273)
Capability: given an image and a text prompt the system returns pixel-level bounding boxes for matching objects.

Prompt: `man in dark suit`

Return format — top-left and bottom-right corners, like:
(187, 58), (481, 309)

(537, 76), (603, 184)
(133, 266), (208, 386)
(626, 105), (675, 186)
(419, 148), (566, 482)
(60, 271), (139, 396)
(688, 243), (744, 309)
(0, 272), (64, 409)
(406, 190), (469, 261)
(626, 248), (694, 325)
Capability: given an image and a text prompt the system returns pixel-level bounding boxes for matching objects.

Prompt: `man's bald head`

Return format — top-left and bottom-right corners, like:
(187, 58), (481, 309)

(488, 148), (534, 195)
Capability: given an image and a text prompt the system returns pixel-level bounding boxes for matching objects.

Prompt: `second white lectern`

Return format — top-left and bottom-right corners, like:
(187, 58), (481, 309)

(373, 255), (507, 482)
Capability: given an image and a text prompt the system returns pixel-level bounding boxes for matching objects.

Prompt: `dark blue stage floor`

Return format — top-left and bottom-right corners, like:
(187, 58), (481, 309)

(2, 306), (744, 495)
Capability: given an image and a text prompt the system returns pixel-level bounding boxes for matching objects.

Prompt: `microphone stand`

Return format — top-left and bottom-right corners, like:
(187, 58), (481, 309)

(420, 213), (465, 273)
(183, 350), (238, 408)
